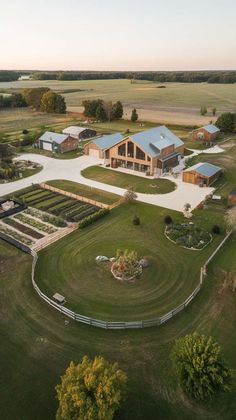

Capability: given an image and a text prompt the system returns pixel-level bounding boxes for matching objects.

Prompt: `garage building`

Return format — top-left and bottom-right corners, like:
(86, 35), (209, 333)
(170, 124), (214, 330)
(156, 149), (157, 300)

(38, 131), (79, 153)
(182, 162), (222, 186)
(62, 126), (97, 141)
(191, 124), (220, 142)
(84, 133), (123, 159)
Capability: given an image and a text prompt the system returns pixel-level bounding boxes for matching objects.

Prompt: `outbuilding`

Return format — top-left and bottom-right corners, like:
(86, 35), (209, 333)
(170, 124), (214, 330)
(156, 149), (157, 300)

(38, 131), (79, 153)
(191, 124), (220, 142)
(228, 187), (236, 206)
(62, 126), (97, 141)
(182, 162), (222, 186)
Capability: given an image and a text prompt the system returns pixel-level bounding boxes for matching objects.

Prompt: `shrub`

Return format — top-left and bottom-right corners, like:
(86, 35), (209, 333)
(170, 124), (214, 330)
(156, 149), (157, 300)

(133, 215), (140, 225)
(164, 215), (173, 225)
(79, 208), (109, 228)
(212, 224), (221, 234)
(22, 129), (29, 134)
(124, 187), (137, 202)
(171, 332), (231, 401)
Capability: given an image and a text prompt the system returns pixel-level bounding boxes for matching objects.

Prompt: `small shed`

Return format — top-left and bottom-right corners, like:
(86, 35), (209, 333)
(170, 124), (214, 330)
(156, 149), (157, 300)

(84, 133), (123, 159)
(191, 124), (220, 142)
(228, 187), (236, 206)
(38, 131), (79, 153)
(182, 162), (222, 186)
(62, 126), (97, 141)
(53, 293), (66, 305)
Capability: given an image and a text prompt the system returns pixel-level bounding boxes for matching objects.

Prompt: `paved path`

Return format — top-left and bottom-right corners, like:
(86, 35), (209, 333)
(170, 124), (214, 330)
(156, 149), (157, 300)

(0, 154), (215, 212)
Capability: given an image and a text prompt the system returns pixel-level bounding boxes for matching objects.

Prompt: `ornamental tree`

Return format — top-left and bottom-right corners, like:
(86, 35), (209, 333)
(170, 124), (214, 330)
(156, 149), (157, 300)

(171, 332), (231, 401)
(56, 355), (127, 420)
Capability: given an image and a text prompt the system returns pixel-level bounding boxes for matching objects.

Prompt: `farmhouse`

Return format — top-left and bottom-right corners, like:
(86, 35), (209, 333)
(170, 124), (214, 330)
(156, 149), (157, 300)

(191, 124), (220, 142)
(84, 126), (184, 175)
(182, 162), (222, 186)
(62, 126), (97, 141)
(228, 187), (236, 206)
(38, 131), (78, 153)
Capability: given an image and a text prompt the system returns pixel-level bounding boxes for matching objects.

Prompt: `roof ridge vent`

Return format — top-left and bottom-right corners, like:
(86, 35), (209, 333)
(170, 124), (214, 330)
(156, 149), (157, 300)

(160, 133), (165, 139)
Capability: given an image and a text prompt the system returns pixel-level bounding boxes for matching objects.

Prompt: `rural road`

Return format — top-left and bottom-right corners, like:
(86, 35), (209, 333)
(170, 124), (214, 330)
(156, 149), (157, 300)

(0, 153), (215, 212)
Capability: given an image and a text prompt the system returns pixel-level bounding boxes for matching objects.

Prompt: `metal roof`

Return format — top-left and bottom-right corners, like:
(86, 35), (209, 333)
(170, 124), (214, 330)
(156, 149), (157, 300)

(130, 126), (184, 157)
(62, 126), (87, 135)
(202, 124), (220, 134)
(92, 133), (123, 150)
(39, 131), (69, 145)
(184, 162), (222, 177)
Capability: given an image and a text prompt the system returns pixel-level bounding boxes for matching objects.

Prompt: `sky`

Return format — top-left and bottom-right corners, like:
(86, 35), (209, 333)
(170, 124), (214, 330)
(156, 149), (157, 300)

(1, 0), (236, 71)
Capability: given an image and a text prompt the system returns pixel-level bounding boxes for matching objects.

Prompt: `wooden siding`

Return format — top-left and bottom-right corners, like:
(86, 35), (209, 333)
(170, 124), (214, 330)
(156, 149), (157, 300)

(191, 128), (219, 142)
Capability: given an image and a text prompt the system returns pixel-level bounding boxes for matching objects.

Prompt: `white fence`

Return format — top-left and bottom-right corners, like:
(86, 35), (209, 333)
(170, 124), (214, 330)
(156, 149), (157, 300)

(29, 230), (232, 329)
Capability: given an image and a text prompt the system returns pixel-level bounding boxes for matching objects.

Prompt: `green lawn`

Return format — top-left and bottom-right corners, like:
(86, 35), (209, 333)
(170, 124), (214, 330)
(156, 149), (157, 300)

(0, 212), (236, 420)
(47, 179), (120, 205)
(82, 166), (176, 194)
(35, 202), (224, 321)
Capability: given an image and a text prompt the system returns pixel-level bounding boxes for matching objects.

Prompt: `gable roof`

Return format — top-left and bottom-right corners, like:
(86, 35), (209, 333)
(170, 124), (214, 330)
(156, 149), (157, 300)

(91, 133), (123, 150)
(129, 126), (184, 157)
(62, 126), (87, 135)
(39, 131), (69, 145)
(184, 162), (222, 177)
(203, 124), (220, 134)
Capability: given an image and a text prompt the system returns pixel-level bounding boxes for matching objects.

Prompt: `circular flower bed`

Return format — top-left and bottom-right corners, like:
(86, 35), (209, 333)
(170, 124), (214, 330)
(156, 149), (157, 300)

(165, 223), (212, 250)
(111, 249), (142, 282)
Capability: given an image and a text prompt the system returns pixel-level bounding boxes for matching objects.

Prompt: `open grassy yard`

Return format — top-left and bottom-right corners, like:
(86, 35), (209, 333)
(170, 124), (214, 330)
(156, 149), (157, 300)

(35, 202), (224, 321)
(0, 210), (236, 420)
(1, 79), (236, 125)
(47, 179), (120, 205)
(82, 165), (176, 194)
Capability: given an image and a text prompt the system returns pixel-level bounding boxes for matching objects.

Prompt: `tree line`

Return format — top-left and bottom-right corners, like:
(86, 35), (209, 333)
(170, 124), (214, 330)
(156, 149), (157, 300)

(30, 70), (236, 83)
(82, 99), (123, 121)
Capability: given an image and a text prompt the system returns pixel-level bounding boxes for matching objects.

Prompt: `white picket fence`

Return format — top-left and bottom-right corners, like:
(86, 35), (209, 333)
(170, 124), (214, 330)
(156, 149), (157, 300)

(29, 230), (232, 329)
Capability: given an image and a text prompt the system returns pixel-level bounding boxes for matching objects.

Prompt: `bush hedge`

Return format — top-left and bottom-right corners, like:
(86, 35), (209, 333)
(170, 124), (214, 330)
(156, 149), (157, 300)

(79, 208), (109, 228)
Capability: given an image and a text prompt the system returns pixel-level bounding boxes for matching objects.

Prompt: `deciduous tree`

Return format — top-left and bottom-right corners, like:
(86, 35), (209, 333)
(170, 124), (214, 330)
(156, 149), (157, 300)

(171, 332), (231, 401)
(55, 355), (127, 420)
(40, 91), (66, 113)
(216, 112), (236, 132)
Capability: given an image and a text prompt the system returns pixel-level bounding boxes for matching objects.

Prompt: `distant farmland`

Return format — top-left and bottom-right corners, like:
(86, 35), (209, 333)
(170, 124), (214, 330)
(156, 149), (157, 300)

(1, 79), (236, 126)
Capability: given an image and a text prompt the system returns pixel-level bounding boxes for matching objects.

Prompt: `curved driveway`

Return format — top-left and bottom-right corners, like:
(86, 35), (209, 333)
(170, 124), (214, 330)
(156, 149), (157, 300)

(0, 153), (215, 212)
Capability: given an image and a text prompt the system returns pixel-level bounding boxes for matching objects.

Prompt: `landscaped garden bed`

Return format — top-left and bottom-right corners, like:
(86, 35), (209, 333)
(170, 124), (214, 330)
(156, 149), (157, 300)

(165, 223), (212, 250)
(24, 207), (67, 227)
(111, 250), (143, 282)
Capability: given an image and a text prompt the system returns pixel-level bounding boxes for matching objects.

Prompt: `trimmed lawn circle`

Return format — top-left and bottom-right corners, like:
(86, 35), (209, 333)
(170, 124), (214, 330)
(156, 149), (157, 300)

(35, 202), (223, 322)
(81, 165), (176, 194)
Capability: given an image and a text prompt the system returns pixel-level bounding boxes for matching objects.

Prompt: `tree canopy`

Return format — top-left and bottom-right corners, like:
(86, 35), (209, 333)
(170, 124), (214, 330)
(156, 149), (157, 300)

(131, 108), (138, 122)
(215, 112), (236, 132)
(40, 91), (66, 113)
(55, 355), (127, 420)
(23, 87), (50, 110)
(82, 99), (124, 121)
(171, 332), (231, 401)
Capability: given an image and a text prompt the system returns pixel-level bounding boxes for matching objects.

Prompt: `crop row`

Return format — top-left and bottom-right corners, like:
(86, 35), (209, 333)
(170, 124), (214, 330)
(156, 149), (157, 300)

(3, 218), (44, 240)
(24, 208), (67, 228)
(14, 213), (57, 234)
(0, 224), (34, 245)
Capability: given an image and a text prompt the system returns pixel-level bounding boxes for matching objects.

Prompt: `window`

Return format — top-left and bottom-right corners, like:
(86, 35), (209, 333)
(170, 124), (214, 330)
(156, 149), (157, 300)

(127, 141), (134, 157)
(147, 156), (151, 162)
(118, 143), (126, 156)
(136, 146), (145, 160)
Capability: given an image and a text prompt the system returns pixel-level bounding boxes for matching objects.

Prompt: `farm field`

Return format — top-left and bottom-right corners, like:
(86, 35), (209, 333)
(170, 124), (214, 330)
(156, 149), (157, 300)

(82, 166), (176, 194)
(35, 201), (224, 321)
(0, 208), (236, 420)
(1, 80), (236, 131)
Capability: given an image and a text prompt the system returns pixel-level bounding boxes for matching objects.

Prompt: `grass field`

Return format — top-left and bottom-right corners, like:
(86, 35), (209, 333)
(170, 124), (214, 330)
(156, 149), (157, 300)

(0, 209), (236, 420)
(35, 202), (224, 321)
(1, 79), (236, 125)
(47, 179), (120, 205)
(82, 166), (176, 194)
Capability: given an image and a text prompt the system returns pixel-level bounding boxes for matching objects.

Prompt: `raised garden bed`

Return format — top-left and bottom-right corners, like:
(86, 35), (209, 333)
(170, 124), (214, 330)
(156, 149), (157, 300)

(165, 223), (212, 250)
(3, 218), (44, 240)
(0, 224), (34, 245)
(24, 208), (67, 227)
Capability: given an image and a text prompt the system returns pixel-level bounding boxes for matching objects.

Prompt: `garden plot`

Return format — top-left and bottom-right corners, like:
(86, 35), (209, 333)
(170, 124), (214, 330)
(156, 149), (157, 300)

(165, 223), (212, 250)
(18, 187), (100, 223)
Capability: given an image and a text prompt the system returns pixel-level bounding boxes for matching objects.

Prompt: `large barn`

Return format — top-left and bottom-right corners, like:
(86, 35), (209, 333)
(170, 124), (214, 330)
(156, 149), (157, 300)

(62, 126), (97, 141)
(38, 131), (78, 153)
(182, 162), (222, 186)
(84, 126), (184, 176)
(191, 124), (220, 142)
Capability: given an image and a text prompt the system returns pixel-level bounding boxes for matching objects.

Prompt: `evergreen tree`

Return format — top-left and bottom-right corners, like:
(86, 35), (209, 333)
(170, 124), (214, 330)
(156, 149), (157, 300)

(216, 112), (236, 132)
(131, 108), (138, 122)
(96, 104), (107, 121)
(112, 101), (123, 119)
